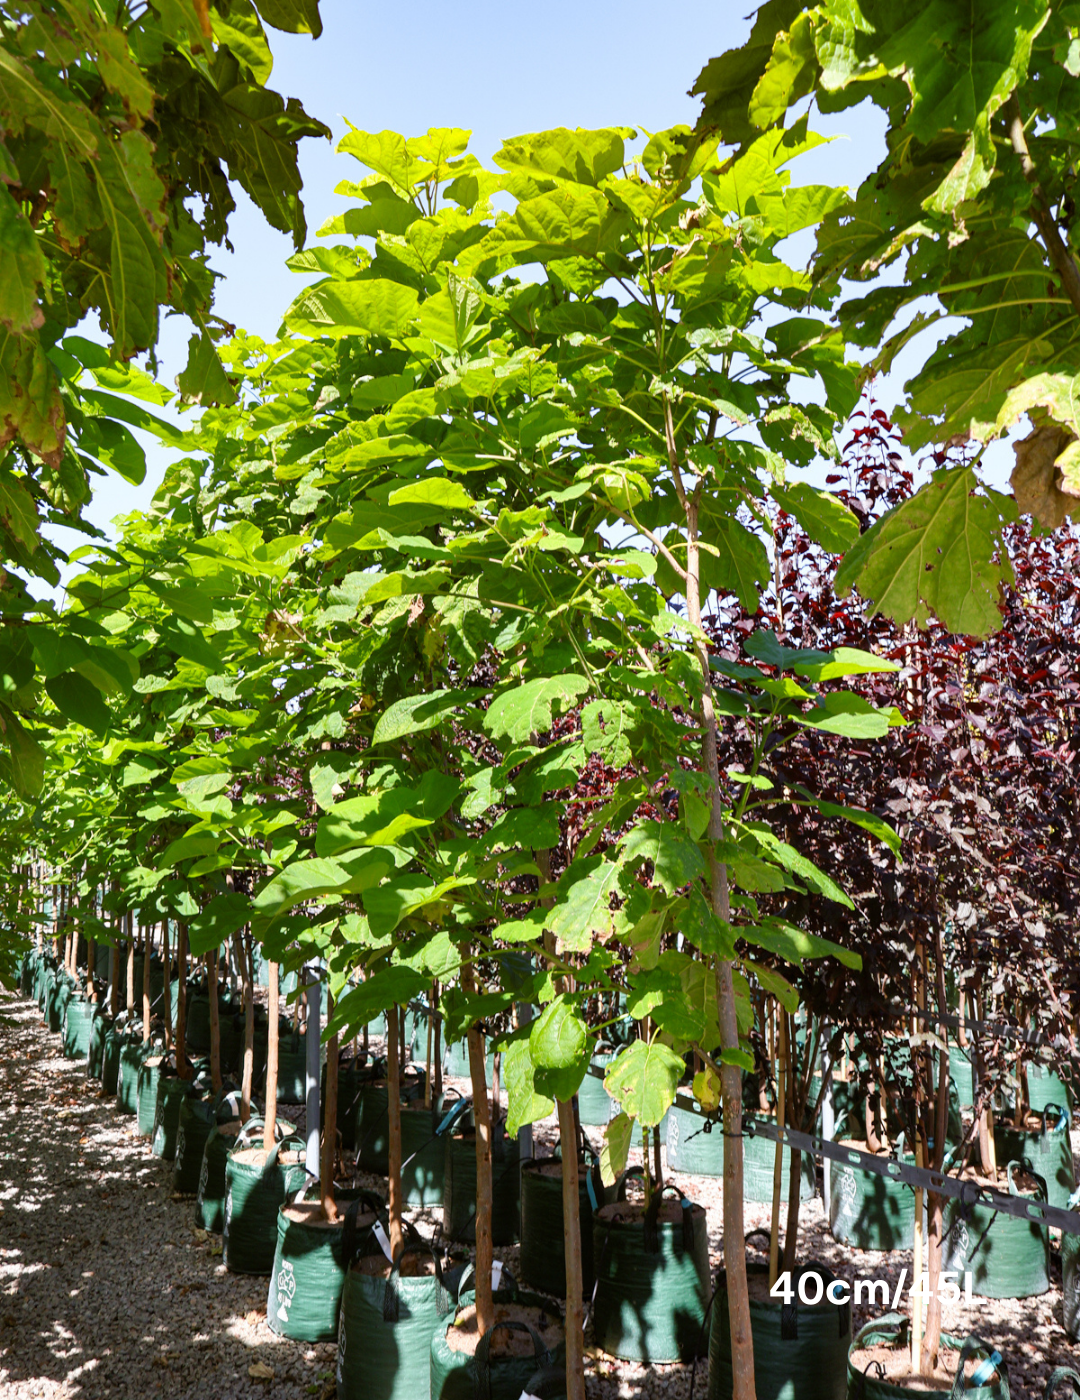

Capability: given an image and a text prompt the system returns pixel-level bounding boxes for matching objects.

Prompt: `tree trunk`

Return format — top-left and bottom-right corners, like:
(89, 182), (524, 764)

(264, 961), (280, 1148)
(322, 993), (339, 1223)
(176, 921), (189, 1078)
(142, 925), (151, 1042)
(769, 1007), (787, 1286)
(461, 958), (494, 1336)
(922, 919), (952, 1374)
(162, 920), (172, 1051)
(556, 1096), (586, 1400)
(682, 483), (754, 1400)
(109, 943), (118, 1019)
(207, 949), (222, 1093)
(240, 934), (254, 1119)
(126, 913), (135, 1018)
(386, 1003), (404, 1259)
(86, 922), (96, 1003)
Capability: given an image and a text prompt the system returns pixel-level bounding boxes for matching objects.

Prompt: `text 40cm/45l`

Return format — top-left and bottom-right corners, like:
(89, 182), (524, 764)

(770, 1268), (974, 1308)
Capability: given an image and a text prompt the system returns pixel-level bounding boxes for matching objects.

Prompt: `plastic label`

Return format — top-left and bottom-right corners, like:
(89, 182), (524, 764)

(492, 1259), (504, 1289)
(372, 1220), (394, 1261)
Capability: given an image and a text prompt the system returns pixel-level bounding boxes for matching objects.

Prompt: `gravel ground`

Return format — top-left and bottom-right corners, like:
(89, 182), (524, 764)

(2, 986), (1076, 1399)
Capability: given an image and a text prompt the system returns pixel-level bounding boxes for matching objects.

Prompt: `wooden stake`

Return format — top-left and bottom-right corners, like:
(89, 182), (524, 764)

(240, 933), (254, 1114)
(769, 1009), (787, 1288)
(176, 921), (189, 1078)
(912, 1135), (924, 1368)
(263, 961), (279, 1148)
(142, 926), (151, 1042)
(321, 992), (339, 1222)
(207, 949), (222, 1093)
(386, 1003), (403, 1259)
(461, 957), (493, 1337)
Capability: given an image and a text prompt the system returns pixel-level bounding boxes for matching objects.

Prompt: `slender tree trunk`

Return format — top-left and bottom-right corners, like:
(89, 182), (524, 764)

(162, 921), (172, 1051)
(769, 1007), (787, 1286)
(240, 934), (254, 1118)
(461, 957), (494, 1336)
(86, 921), (96, 1003)
(386, 1003), (404, 1258)
(682, 481), (754, 1400)
(176, 921), (189, 1078)
(142, 926), (151, 1041)
(126, 913), (135, 1017)
(556, 1096), (585, 1399)
(922, 919), (951, 1374)
(207, 949), (222, 1093)
(263, 961), (280, 1148)
(109, 943), (119, 1019)
(322, 993), (339, 1223)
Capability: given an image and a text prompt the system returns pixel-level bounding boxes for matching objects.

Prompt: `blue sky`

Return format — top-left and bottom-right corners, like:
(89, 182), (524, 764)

(69, 3), (967, 560)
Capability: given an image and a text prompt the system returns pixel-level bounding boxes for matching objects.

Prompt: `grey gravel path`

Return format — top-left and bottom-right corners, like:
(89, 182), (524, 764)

(0, 990), (335, 1400)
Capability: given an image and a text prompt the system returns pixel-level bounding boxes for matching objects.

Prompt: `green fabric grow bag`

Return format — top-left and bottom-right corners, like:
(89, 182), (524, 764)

(429, 1288), (565, 1400)
(1027, 1062), (1073, 1112)
(355, 1079), (391, 1173)
(576, 1053), (616, 1127)
(1064, 1224), (1080, 1341)
(223, 1135), (308, 1275)
(950, 1045), (974, 1108)
(942, 1162), (1050, 1298)
(151, 1073), (191, 1160)
(808, 1077), (862, 1137)
(828, 1149), (923, 1252)
(266, 1187), (369, 1341)
(136, 1055), (165, 1137)
(592, 1182), (709, 1363)
(442, 1038), (494, 1081)
(666, 1100), (724, 1176)
(994, 1107), (1076, 1209)
(744, 1118), (815, 1205)
(322, 1056), (378, 1153)
(444, 1129), (520, 1244)
(87, 1011), (110, 1078)
(337, 1233), (456, 1400)
(63, 999), (95, 1059)
(195, 1118), (248, 1232)
(520, 1155), (610, 1298)
(47, 975), (70, 1033)
(274, 1027), (314, 1105)
(845, 1315), (1010, 1400)
(116, 1038), (150, 1115)
(708, 1254), (850, 1400)
(100, 1026), (122, 1095)
(400, 1099), (454, 1207)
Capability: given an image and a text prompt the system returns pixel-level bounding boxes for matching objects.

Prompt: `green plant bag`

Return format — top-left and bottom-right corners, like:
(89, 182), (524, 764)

(322, 1055), (379, 1153)
(400, 1098), (456, 1207)
(942, 1161), (1050, 1299)
(846, 1315), (1009, 1400)
(174, 1086), (241, 1196)
(442, 1038), (494, 1081)
(429, 1282), (566, 1400)
(116, 1037), (151, 1115)
(520, 1154), (610, 1298)
(708, 1245), (850, 1400)
(136, 1055), (165, 1137)
(273, 1025), (313, 1105)
(1046, 1369), (1080, 1400)
(949, 1045), (974, 1108)
(576, 1051), (617, 1127)
(666, 1099), (724, 1176)
(592, 1178), (709, 1363)
(195, 1118), (250, 1232)
(337, 1232), (456, 1400)
(743, 1119), (815, 1205)
(994, 1106), (1076, 1209)
(86, 1010), (111, 1078)
(100, 1026), (123, 1095)
(1027, 1063), (1073, 1113)
(354, 1068), (429, 1174)
(267, 1187), (379, 1341)
(63, 999), (95, 1059)
(828, 1149), (925, 1252)
(223, 1133), (308, 1275)
(444, 1127), (520, 1244)
(151, 1073), (191, 1160)
(47, 975), (70, 1033)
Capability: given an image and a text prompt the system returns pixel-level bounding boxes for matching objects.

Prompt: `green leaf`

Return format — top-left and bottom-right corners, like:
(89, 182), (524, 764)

(283, 278), (420, 339)
(600, 1111), (634, 1186)
(252, 857), (353, 917)
(187, 892), (251, 956)
(372, 688), (477, 745)
(771, 482), (860, 552)
(743, 916), (862, 971)
(252, 0), (323, 37)
(493, 127), (630, 186)
(546, 856), (623, 953)
(834, 467), (1017, 637)
(604, 1038), (684, 1129)
(0, 185), (45, 332)
(746, 959), (799, 1014)
(0, 702), (43, 796)
(813, 797), (901, 858)
(484, 673), (589, 745)
(387, 478), (477, 513)
(620, 820), (706, 891)
(45, 672), (110, 737)
(530, 994), (587, 1069)
(504, 1035), (555, 1135)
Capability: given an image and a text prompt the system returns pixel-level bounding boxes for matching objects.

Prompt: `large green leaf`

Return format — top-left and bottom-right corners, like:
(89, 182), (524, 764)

(834, 467), (1017, 636)
(187, 891), (252, 956)
(504, 1035), (555, 1135)
(252, 856), (353, 917)
(620, 820), (706, 892)
(483, 674), (589, 745)
(603, 1038), (684, 1128)
(284, 278), (421, 338)
(546, 856), (623, 953)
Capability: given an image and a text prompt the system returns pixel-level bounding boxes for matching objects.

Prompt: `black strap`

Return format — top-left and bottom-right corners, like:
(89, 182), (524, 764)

(382, 1235), (448, 1323)
(474, 1321), (544, 1400)
(341, 1190), (388, 1266)
(643, 1183), (695, 1254)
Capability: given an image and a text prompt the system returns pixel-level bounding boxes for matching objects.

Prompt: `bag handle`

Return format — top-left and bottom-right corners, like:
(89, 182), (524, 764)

(1045, 1369), (1080, 1400)
(643, 1182), (694, 1254)
(474, 1321), (545, 1400)
(383, 1235), (449, 1322)
(744, 1229), (772, 1255)
(1006, 1157), (1048, 1202)
(949, 1335), (1008, 1398)
(456, 1258), (513, 1307)
(1043, 1103), (1069, 1135)
(781, 1262), (846, 1342)
(615, 1165), (647, 1201)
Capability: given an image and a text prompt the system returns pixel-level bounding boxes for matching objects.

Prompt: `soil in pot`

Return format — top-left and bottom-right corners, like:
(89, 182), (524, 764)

(431, 1299), (566, 1400)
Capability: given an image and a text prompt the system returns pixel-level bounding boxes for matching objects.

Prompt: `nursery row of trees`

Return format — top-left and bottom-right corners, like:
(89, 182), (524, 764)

(6, 4), (1080, 1397)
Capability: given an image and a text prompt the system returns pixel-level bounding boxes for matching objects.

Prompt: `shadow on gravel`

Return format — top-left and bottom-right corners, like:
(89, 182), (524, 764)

(0, 993), (335, 1400)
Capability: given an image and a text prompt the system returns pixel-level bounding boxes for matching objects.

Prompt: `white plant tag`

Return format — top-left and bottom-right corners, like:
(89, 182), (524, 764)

(491, 1259), (504, 1289)
(372, 1220), (394, 1262)
(518, 1392), (542, 1400)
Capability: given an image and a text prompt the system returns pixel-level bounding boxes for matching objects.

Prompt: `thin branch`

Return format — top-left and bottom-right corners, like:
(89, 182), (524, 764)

(1007, 94), (1080, 319)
